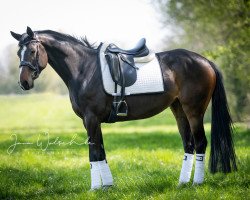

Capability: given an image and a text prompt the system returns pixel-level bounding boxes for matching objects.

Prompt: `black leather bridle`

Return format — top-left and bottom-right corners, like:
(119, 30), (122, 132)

(19, 39), (41, 79)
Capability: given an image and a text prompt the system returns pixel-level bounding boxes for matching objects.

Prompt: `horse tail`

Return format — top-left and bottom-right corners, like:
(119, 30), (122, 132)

(209, 61), (237, 173)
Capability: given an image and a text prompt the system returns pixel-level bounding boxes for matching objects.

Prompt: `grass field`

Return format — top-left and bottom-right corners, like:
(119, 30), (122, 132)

(0, 93), (249, 200)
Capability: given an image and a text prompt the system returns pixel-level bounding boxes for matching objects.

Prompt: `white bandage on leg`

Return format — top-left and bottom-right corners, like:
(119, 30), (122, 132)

(90, 161), (102, 190)
(193, 154), (205, 184)
(99, 160), (113, 186)
(179, 153), (194, 184)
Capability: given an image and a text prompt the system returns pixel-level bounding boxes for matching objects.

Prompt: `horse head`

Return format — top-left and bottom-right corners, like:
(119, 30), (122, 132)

(10, 27), (48, 90)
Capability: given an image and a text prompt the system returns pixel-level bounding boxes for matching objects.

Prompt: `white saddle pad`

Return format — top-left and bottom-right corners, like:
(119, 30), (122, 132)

(99, 43), (164, 96)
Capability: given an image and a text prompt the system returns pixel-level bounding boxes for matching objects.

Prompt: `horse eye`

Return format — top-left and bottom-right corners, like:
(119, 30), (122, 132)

(33, 71), (38, 77)
(31, 50), (35, 54)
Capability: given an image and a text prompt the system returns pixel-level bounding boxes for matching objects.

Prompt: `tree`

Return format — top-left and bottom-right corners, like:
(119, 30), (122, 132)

(155, 0), (250, 121)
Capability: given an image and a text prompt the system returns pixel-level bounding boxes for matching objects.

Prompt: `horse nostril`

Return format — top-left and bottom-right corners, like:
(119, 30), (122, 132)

(21, 80), (30, 90)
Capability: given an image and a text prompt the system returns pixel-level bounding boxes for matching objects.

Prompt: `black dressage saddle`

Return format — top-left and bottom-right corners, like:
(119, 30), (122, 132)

(104, 38), (149, 122)
(107, 38), (149, 56)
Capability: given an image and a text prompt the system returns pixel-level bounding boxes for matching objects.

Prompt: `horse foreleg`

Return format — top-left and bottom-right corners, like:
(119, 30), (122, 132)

(83, 113), (113, 190)
(171, 100), (195, 185)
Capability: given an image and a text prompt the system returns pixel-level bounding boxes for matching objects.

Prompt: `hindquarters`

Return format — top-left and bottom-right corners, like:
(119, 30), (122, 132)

(158, 49), (216, 120)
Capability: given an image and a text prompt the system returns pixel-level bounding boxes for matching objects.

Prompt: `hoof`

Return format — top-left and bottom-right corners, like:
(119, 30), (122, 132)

(177, 182), (189, 188)
(192, 182), (203, 186)
(89, 186), (102, 191)
(102, 185), (114, 191)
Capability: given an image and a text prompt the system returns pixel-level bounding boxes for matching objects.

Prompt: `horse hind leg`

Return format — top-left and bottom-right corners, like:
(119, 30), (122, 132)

(182, 103), (208, 185)
(170, 100), (195, 185)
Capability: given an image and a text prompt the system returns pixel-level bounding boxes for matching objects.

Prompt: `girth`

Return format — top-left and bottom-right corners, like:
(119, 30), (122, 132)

(104, 38), (149, 122)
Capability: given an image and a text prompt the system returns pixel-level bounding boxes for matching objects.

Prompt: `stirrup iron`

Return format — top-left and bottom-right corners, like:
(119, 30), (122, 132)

(116, 100), (128, 116)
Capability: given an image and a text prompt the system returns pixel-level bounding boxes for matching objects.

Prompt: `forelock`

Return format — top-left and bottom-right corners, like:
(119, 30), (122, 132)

(18, 33), (33, 46)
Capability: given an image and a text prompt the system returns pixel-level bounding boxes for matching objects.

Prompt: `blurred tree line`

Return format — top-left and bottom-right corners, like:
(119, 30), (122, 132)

(155, 0), (250, 121)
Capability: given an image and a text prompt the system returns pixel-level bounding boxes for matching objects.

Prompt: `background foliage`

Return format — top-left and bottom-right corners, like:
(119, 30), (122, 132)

(0, 0), (249, 121)
(155, 0), (250, 121)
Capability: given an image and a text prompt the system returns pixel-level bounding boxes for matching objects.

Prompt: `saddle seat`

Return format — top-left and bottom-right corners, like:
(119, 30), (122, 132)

(107, 38), (149, 57)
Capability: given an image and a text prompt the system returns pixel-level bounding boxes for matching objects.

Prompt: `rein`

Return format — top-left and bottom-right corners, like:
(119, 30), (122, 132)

(19, 40), (41, 78)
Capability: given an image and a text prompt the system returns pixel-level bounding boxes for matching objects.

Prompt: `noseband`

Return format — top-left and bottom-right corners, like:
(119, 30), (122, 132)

(19, 40), (41, 78)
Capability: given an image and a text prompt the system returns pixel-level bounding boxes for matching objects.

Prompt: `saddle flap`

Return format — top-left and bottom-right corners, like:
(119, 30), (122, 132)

(105, 51), (137, 87)
(118, 54), (137, 87)
(105, 53), (120, 84)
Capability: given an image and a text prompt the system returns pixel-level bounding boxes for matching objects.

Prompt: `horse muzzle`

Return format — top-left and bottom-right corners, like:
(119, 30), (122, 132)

(19, 65), (35, 90)
(18, 80), (34, 90)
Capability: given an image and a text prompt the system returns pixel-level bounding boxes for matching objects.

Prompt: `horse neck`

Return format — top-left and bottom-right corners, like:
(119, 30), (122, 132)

(36, 33), (98, 88)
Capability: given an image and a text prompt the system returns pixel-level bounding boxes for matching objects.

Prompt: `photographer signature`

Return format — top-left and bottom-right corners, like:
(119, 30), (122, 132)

(7, 132), (87, 155)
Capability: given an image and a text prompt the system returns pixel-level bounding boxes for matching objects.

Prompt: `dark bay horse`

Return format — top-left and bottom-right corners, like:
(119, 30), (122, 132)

(10, 27), (237, 190)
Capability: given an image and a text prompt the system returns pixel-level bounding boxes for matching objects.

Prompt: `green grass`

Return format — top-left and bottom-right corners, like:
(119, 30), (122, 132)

(0, 93), (249, 200)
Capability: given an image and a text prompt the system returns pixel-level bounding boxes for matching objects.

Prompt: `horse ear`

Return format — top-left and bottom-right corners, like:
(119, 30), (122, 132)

(10, 31), (22, 41)
(26, 26), (34, 38)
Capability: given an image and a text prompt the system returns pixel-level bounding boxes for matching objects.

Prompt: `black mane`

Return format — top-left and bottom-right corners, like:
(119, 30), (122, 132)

(36, 30), (97, 49)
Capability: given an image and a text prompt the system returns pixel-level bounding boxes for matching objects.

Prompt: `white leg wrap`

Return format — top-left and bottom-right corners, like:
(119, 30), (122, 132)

(90, 160), (113, 190)
(179, 153), (194, 184)
(99, 160), (113, 186)
(90, 161), (102, 190)
(193, 154), (205, 184)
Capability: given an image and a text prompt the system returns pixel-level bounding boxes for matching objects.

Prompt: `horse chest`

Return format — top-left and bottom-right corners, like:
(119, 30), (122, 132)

(69, 89), (100, 119)
(68, 92), (84, 118)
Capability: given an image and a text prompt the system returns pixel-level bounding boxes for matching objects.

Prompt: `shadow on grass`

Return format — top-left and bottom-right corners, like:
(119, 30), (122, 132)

(103, 169), (178, 198)
(105, 132), (182, 151)
(0, 166), (178, 200)
(0, 166), (89, 199)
